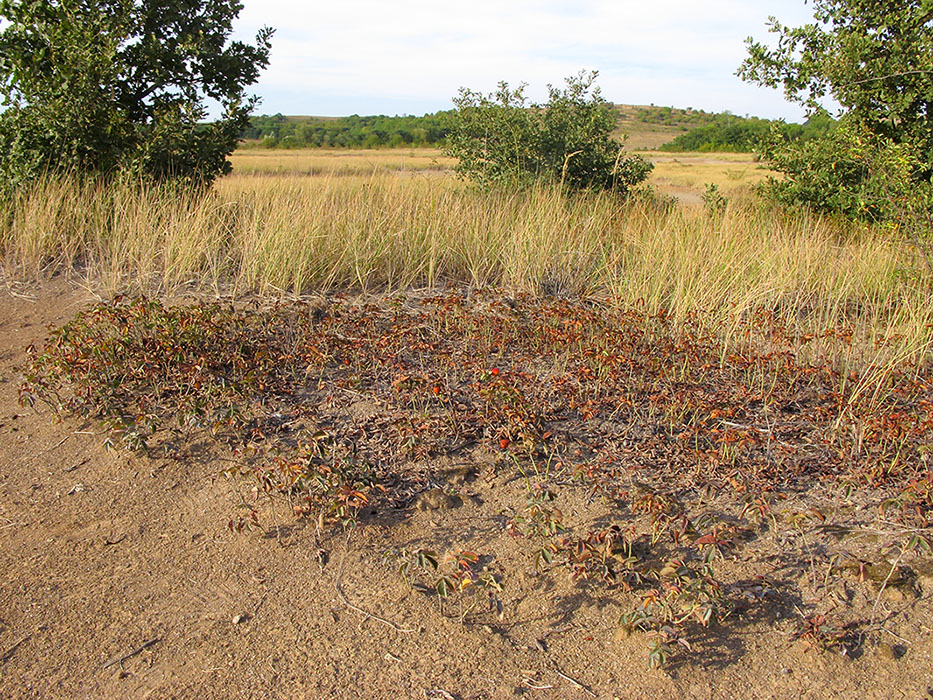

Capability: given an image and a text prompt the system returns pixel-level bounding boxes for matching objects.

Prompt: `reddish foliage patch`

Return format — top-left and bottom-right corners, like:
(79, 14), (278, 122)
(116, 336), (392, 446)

(17, 289), (933, 666)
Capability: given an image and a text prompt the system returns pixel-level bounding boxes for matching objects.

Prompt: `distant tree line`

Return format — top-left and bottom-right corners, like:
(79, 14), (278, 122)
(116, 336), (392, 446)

(242, 106), (836, 155)
(660, 111), (836, 153)
(241, 112), (455, 148)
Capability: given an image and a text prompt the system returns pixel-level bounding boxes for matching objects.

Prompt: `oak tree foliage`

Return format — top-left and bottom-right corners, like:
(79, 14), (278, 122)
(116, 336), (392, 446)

(738, 0), (932, 221)
(0, 0), (273, 189)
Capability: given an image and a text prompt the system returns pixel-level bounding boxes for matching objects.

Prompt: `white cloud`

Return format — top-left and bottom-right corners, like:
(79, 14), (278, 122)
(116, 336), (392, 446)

(233, 0), (818, 120)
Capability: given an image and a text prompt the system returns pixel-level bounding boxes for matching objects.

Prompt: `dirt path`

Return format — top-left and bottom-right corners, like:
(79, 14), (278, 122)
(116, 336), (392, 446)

(1, 282), (931, 699)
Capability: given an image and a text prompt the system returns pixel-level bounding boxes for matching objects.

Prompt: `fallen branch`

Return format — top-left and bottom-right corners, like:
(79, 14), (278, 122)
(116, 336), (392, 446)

(101, 637), (160, 670)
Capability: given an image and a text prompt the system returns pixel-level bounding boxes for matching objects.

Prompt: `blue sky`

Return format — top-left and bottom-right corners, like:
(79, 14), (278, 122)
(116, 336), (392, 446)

(234, 1), (820, 122)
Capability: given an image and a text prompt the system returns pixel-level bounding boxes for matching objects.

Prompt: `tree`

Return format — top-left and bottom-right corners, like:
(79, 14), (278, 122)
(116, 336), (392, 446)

(0, 0), (273, 190)
(445, 71), (652, 195)
(737, 1), (932, 220)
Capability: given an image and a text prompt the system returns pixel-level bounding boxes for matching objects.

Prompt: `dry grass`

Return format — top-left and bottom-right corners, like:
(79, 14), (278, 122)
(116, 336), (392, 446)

(645, 151), (776, 203)
(0, 159), (930, 370)
(615, 124), (689, 150)
(229, 147), (455, 176)
(228, 148), (775, 203)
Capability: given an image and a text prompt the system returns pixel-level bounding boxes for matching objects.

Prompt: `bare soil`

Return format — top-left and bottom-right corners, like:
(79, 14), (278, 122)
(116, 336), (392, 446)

(1, 281), (932, 700)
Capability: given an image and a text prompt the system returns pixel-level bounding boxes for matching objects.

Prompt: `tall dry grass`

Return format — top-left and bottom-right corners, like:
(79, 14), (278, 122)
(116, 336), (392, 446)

(1, 172), (930, 368)
(228, 147), (455, 176)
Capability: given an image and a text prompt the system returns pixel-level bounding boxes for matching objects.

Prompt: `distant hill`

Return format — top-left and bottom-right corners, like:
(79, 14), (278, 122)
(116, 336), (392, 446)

(612, 104), (727, 150)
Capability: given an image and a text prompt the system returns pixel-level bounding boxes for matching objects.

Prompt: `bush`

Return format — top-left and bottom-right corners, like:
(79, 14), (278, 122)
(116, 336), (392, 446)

(660, 116), (770, 153)
(445, 71), (652, 195)
(659, 111), (835, 154)
(758, 119), (933, 223)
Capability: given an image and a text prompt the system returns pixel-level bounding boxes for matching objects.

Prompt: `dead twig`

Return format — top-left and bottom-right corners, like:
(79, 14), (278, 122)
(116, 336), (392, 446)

(523, 679), (554, 690)
(856, 542), (912, 650)
(335, 590), (418, 633)
(0, 518), (27, 530)
(335, 532), (418, 634)
(550, 663), (597, 697)
(424, 690), (456, 700)
(36, 436), (68, 456)
(252, 592), (267, 617)
(870, 545), (907, 623)
(101, 637), (160, 670)
(878, 626), (911, 645)
(0, 634), (31, 664)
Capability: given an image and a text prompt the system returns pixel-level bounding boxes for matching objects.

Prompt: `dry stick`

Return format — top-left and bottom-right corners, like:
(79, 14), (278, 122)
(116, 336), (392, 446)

(36, 436), (69, 457)
(334, 532), (417, 634)
(252, 592), (267, 617)
(523, 680), (554, 690)
(559, 150), (583, 189)
(878, 625), (911, 645)
(0, 634), (31, 664)
(855, 542), (911, 650)
(100, 637), (160, 670)
(870, 544), (908, 623)
(268, 493), (283, 546)
(550, 663), (597, 698)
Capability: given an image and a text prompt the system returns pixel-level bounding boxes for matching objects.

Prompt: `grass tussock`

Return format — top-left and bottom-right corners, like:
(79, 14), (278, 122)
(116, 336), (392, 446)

(1, 172), (930, 368)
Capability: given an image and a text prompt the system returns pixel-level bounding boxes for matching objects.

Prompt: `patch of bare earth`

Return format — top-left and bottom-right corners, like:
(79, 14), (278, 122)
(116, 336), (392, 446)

(1, 281), (931, 700)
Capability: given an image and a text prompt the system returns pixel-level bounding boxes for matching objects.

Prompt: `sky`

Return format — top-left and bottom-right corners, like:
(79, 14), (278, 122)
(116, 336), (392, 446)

(233, 1), (821, 122)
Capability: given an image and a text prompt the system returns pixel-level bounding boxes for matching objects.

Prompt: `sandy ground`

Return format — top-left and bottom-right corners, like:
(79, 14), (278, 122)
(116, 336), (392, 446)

(1, 280), (932, 700)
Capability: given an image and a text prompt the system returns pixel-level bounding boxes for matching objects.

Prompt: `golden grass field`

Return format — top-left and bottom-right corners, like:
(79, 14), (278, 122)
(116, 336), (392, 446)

(615, 123), (688, 150)
(643, 151), (775, 202)
(227, 147), (770, 202)
(229, 147), (456, 176)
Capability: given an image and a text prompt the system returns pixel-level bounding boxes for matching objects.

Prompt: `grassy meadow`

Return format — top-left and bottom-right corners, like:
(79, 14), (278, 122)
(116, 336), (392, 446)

(226, 147), (770, 198)
(2, 147), (931, 373)
(228, 147), (455, 176)
(645, 151), (774, 201)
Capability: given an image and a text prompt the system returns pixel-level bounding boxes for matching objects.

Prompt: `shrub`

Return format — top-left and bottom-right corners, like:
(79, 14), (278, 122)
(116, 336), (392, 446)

(445, 71), (652, 195)
(758, 119), (933, 224)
